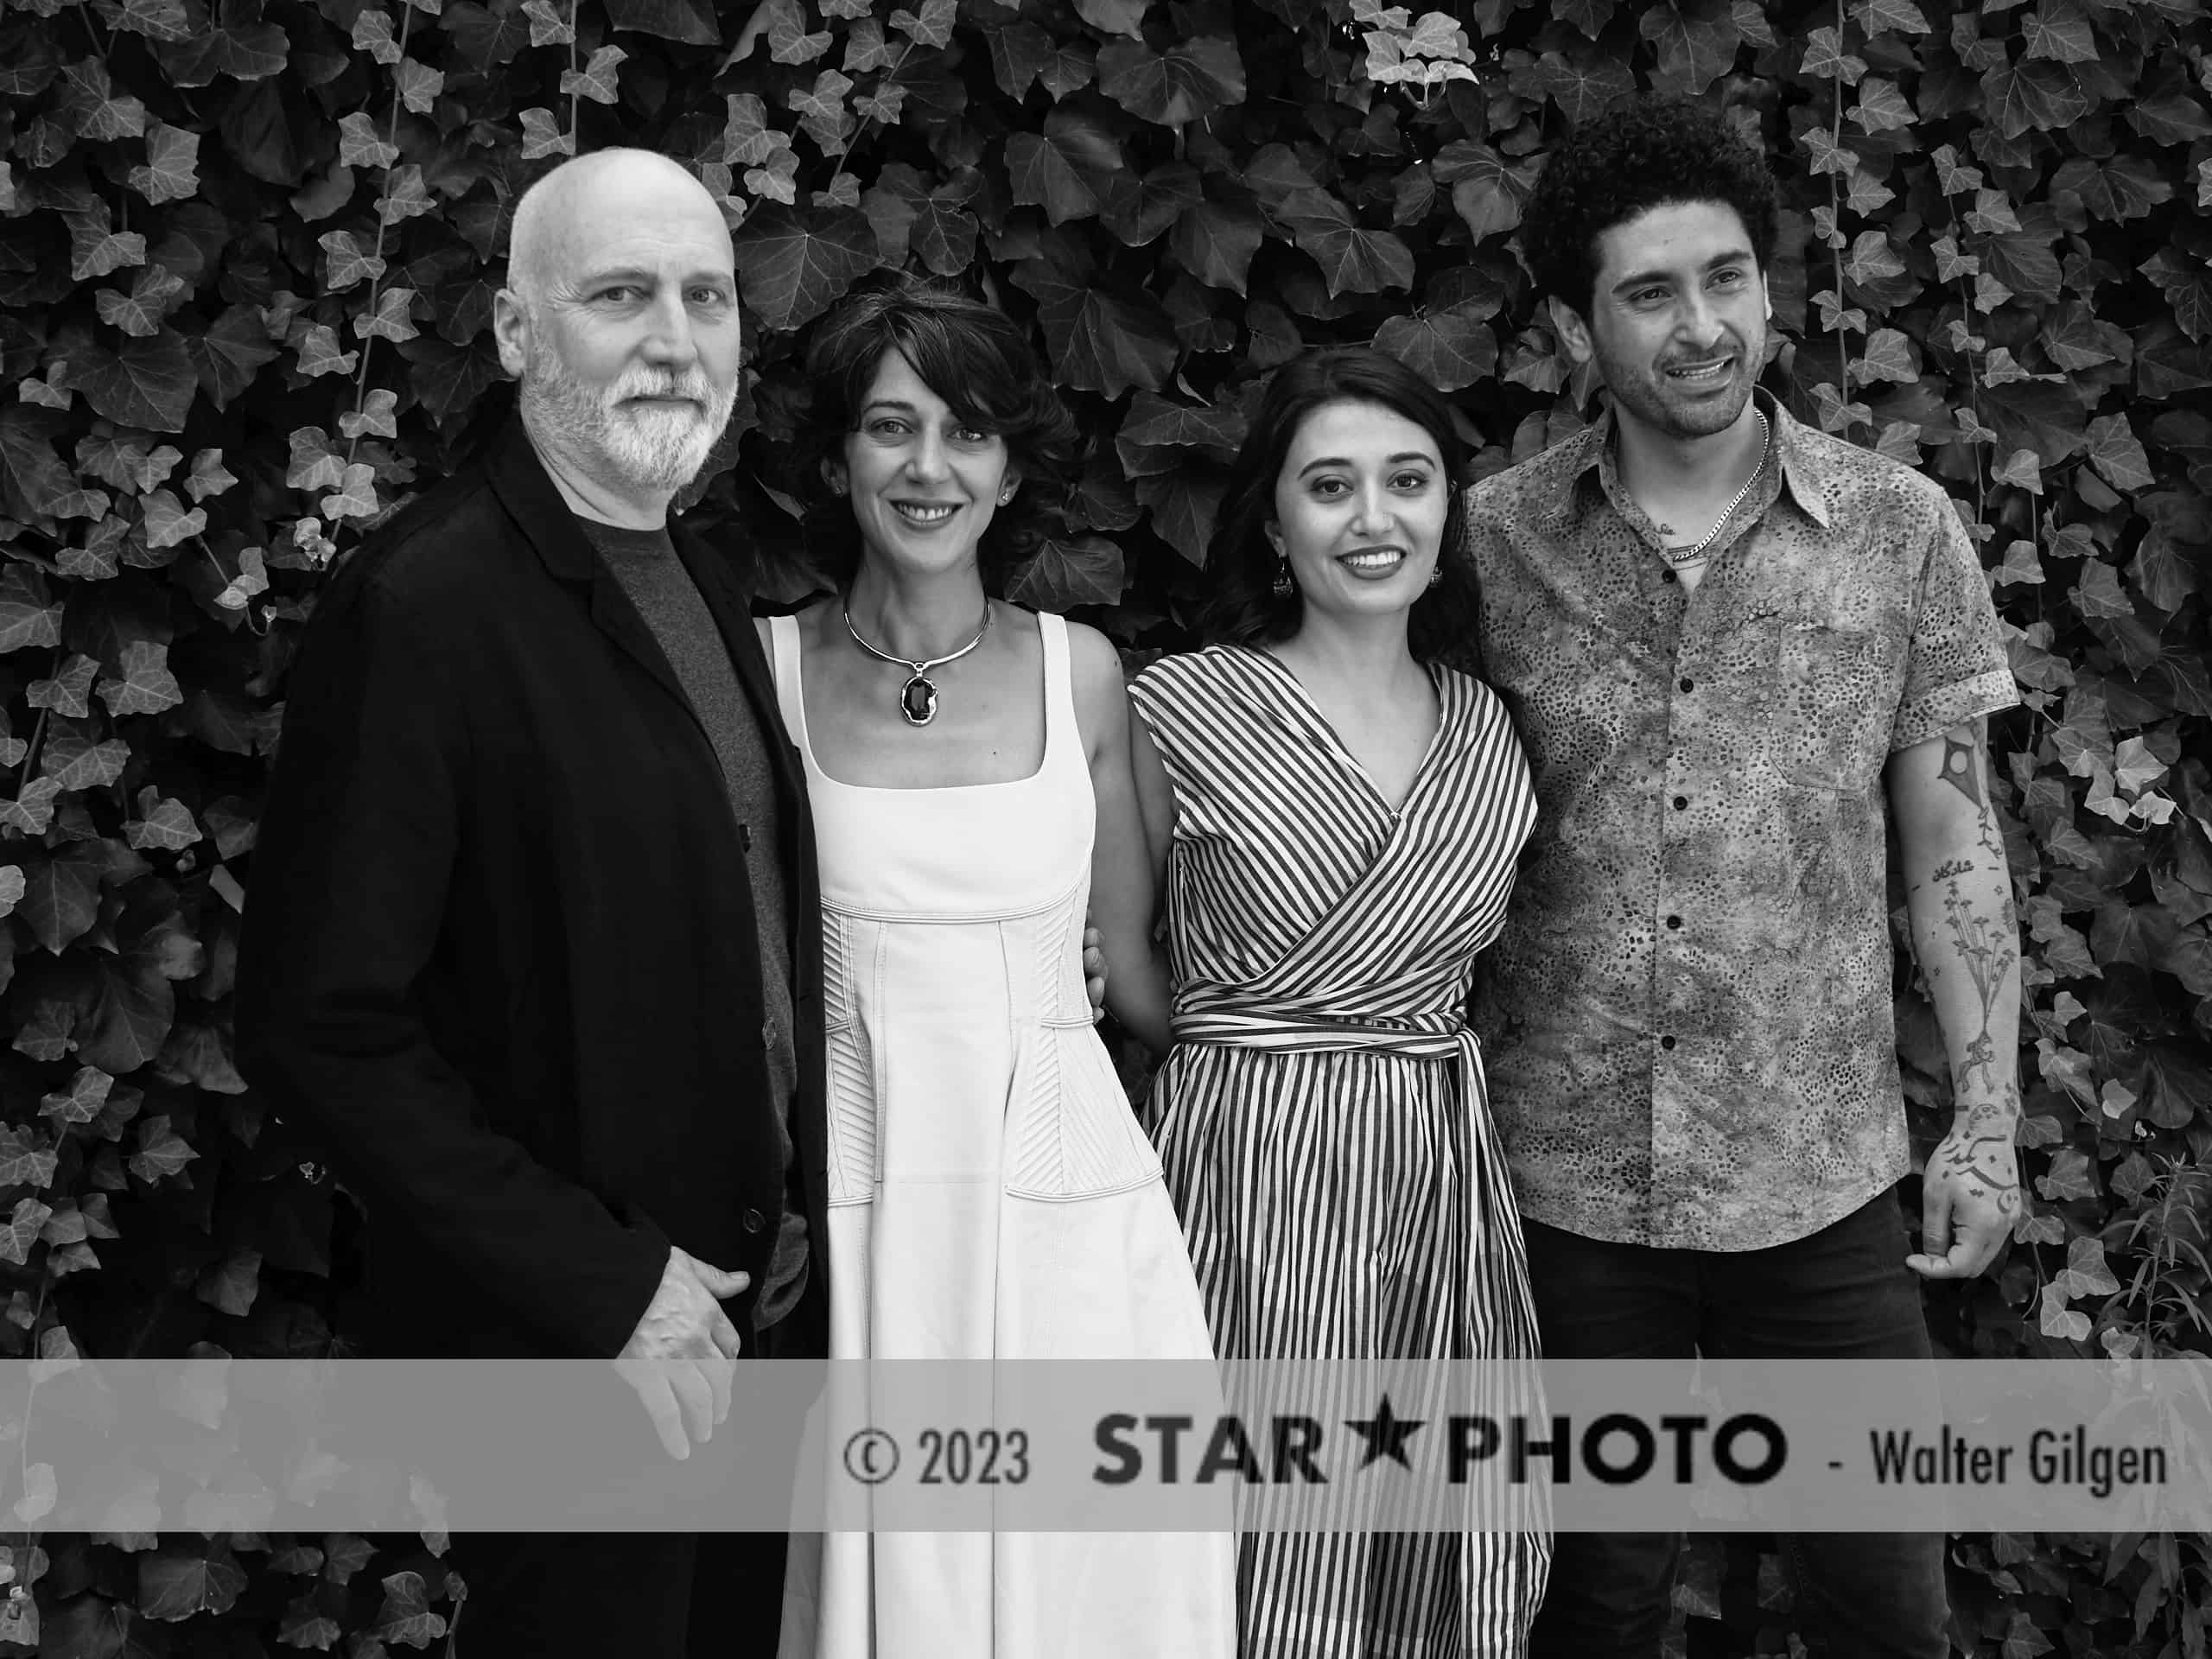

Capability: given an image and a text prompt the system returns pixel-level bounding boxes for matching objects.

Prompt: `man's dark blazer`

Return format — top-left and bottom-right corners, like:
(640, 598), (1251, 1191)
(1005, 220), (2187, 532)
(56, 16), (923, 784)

(236, 414), (828, 1361)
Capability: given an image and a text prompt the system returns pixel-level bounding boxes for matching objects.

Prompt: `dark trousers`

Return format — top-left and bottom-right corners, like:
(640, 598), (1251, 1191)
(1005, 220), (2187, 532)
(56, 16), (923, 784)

(1524, 1191), (1949, 1659)
(454, 1299), (819, 1658)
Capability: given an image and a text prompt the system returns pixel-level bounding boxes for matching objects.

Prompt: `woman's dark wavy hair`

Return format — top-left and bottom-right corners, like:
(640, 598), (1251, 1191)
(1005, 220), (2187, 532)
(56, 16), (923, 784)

(1198, 346), (1479, 667)
(793, 270), (1078, 588)
(1522, 94), (1782, 322)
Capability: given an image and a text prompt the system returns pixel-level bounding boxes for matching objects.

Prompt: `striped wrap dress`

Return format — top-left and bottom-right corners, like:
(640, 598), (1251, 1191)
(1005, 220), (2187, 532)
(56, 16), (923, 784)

(1128, 645), (1550, 1659)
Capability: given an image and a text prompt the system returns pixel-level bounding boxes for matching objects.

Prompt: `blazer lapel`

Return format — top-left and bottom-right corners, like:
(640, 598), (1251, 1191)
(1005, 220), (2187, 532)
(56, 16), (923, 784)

(484, 415), (702, 723)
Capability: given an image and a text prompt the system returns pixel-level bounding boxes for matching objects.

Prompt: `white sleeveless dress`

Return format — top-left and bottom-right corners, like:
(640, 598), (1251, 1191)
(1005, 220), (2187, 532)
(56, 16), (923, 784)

(770, 608), (1233, 1659)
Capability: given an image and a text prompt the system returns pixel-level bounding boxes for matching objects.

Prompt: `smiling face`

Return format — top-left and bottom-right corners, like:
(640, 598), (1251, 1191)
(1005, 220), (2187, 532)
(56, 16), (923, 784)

(495, 153), (742, 501)
(1555, 199), (1771, 446)
(1267, 399), (1449, 625)
(831, 348), (1017, 577)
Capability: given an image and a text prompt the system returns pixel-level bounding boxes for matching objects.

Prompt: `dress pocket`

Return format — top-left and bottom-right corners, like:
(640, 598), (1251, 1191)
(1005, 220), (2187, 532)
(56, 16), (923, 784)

(1002, 1025), (1165, 1201)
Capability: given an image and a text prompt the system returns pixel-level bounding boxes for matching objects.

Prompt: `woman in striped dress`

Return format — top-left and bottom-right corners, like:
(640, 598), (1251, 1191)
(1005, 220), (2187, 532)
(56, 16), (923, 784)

(1119, 348), (1549, 1656)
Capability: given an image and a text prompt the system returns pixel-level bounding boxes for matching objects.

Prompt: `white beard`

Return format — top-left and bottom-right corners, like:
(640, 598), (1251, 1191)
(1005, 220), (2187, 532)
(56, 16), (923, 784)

(522, 339), (735, 495)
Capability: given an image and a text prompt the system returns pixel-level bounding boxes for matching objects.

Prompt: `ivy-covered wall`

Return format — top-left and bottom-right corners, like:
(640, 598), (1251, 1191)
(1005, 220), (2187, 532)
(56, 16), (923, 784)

(0, 0), (2207, 1650)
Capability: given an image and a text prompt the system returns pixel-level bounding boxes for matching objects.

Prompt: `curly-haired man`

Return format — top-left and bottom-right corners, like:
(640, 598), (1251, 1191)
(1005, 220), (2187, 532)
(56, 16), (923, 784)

(1467, 95), (2024, 1658)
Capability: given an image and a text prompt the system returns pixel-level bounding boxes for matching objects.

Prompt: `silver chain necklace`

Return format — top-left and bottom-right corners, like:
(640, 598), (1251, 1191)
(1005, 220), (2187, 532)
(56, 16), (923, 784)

(841, 596), (993, 728)
(1667, 407), (1771, 569)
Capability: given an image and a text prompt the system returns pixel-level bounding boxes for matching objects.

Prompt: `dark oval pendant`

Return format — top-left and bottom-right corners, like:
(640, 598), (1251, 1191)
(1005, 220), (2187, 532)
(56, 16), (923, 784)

(899, 673), (938, 726)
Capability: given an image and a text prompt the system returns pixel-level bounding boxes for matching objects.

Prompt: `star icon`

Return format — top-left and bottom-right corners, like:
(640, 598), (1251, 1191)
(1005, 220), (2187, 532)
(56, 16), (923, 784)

(1344, 1394), (1426, 1470)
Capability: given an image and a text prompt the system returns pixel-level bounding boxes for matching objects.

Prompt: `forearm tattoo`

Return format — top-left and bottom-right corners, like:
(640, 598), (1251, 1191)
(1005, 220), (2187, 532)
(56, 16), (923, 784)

(1918, 727), (2022, 1217)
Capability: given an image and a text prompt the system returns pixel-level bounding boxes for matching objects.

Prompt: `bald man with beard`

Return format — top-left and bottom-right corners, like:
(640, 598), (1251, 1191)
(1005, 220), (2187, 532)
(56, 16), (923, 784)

(239, 149), (824, 1656)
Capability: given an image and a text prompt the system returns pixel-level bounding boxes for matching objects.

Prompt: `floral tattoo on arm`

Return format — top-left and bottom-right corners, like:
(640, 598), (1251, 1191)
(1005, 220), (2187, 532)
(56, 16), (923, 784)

(1920, 726), (2022, 1218)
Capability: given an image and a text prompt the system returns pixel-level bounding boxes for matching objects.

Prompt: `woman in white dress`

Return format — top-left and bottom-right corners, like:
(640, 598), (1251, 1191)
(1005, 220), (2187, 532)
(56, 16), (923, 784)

(766, 272), (1232, 1659)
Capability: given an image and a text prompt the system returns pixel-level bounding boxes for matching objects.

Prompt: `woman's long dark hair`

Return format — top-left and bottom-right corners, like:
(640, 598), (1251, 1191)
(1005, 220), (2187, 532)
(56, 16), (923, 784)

(793, 270), (1077, 588)
(1198, 347), (1480, 666)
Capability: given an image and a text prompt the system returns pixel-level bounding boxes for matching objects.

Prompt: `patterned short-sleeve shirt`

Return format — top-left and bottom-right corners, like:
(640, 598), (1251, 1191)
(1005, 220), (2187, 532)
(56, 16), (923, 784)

(1467, 392), (2018, 1252)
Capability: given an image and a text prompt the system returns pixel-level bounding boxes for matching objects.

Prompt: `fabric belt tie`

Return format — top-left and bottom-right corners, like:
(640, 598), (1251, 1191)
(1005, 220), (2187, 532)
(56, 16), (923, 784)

(1169, 1005), (1472, 1065)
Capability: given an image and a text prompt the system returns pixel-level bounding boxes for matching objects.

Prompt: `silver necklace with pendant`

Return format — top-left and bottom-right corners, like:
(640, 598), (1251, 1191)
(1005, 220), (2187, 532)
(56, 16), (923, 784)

(1667, 407), (1772, 569)
(842, 596), (993, 727)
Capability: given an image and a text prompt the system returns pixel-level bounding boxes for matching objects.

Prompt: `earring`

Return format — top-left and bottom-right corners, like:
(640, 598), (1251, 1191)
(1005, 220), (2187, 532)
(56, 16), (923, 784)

(1272, 558), (1294, 599)
(829, 479), (847, 498)
(998, 487), (1014, 505)
(1427, 567), (1442, 588)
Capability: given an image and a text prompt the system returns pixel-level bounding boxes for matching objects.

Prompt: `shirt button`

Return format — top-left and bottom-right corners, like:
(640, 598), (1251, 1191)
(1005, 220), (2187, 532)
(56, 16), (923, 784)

(742, 1208), (766, 1234)
(1679, 677), (1694, 693)
(1661, 569), (1678, 585)
(1672, 795), (1688, 811)
(1666, 914), (1683, 930)
(1660, 1035), (1677, 1051)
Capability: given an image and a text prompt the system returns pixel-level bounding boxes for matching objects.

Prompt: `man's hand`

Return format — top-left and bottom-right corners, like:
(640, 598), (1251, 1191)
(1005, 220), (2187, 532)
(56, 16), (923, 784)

(1083, 924), (1108, 1020)
(614, 1247), (749, 1459)
(1908, 1114), (2019, 1280)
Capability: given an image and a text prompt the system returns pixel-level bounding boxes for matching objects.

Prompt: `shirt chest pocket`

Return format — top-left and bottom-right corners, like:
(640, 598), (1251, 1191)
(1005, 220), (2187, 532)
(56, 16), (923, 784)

(1734, 594), (1897, 796)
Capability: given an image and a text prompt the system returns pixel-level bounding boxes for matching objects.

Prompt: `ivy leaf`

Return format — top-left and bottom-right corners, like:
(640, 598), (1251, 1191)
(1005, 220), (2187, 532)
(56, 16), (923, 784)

(195, 1247), (261, 1319)
(400, 336), (502, 432)
(0, 1123), (58, 1189)
(1521, 48), (1634, 124)
(604, 0), (719, 42)
(128, 1116), (196, 1183)
(0, 566), (64, 653)
(732, 205), (880, 333)
(41, 1066), (112, 1126)
(1007, 130), (1108, 226)
(2085, 414), (2155, 493)
(354, 288), (422, 344)
(187, 304), (283, 409)
(1373, 303), (1497, 392)
(66, 203), (149, 283)
(1276, 189), (1414, 297)
(28, 653), (100, 718)
(372, 1571), (448, 1647)
(141, 488), (205, 549)
(1010, 253), (1179, 398)
(353, 8), (404, 61)
(1850, 78), (1915, 133)
(518, 107), (573, 161)
(15, 846), (99, 952)
(320, 231), (387, 292)
(1982, 60), (2092, 140)
(40, 715), (131, 792)
(153, 19), (290, 84)
(336, 112), (400, 169)
(100, 639), (185, 716)
(58, 57), (149, 141)
(63, 329), (198, 433)
(320, 463), (382, 522)
(1096, 37), (1247, 128)
(95, 264), (189, 338)
(0, 1199), (49, 1265)
(1801, 27), (1866, 85)
(991, 24), (1096, 100)
(443, 0), (531, 67)
(890, 0), (955, 48)
(139, 1541), (248, 1620)
(294, 324), (359, 378)
(394, 59), (445, 115)
(1075, 0), (1147, 35)
(0, 406), (87, 521)
(2140, 247), (2212, 343)
(721, 92), (777, 165)
(1981, 378), (2089, 465)
(1005, 535), (1125, 610)
(1166, 194), (1281, 295)
(1114, 392), (1248, 474)
(562, 44), (627, 104)
(1102, 162), (1204, 249)
(1842, 230), (1905, 286)
(339, 390), (401, 441)
(763, 0), (829, 63)
(1640, 6), (1739, 96)
(127, 121), (200, 206)
(521, 0), (573, 44)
